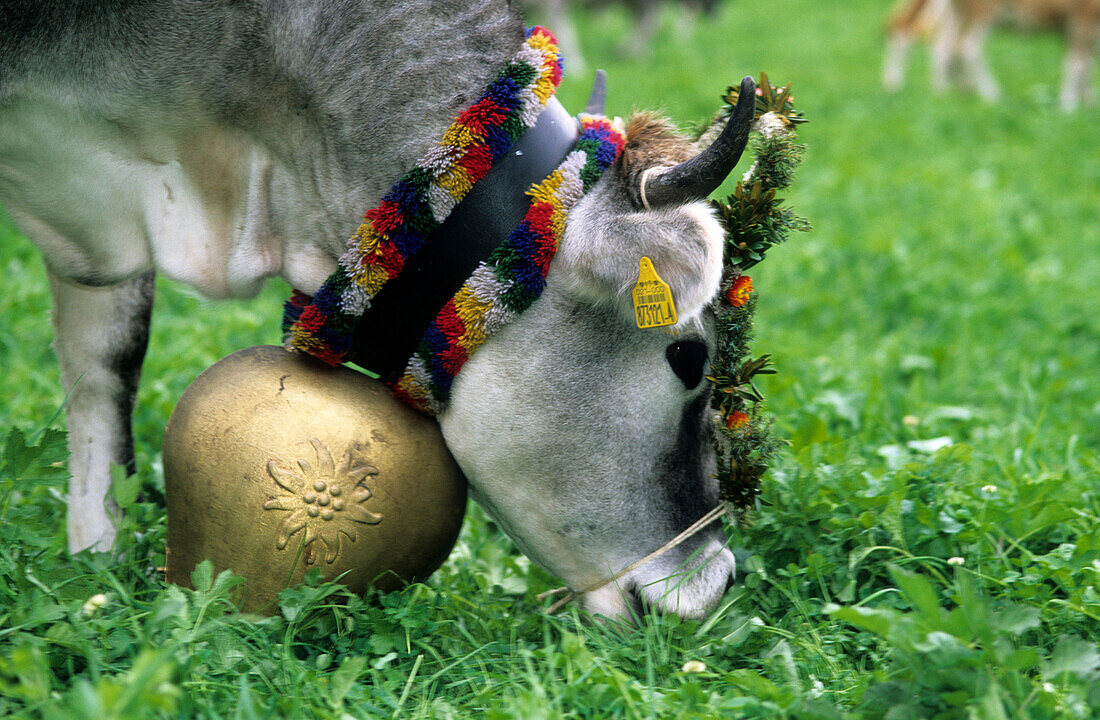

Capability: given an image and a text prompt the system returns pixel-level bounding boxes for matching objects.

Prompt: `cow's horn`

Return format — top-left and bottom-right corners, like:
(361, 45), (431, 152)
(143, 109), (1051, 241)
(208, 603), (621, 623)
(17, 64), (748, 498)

(639, 75), (756, 209)
(585, 69), (607, 114)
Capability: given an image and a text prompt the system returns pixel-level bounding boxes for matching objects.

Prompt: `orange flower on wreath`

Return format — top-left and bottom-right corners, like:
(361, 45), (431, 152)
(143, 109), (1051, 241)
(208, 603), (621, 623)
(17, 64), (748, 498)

(725, 410), (750, 430)
(725, 276), (753, 307)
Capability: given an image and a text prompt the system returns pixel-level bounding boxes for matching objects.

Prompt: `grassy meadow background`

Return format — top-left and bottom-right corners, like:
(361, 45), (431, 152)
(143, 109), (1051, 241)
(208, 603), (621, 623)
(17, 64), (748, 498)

(2, 0), (1099, 716)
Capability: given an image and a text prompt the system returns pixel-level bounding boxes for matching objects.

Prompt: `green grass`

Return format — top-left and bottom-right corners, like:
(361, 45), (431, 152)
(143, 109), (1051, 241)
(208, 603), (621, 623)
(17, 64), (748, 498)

(2, 0), (1099, 716)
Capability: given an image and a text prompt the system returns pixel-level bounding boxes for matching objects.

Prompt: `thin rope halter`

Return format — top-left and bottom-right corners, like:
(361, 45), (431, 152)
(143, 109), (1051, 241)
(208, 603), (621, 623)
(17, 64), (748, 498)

(536, 502), (731, 614)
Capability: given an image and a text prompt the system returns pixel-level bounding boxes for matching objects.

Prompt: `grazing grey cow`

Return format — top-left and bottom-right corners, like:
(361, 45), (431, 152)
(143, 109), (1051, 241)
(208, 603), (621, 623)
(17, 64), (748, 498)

(0, 0), (754, 620)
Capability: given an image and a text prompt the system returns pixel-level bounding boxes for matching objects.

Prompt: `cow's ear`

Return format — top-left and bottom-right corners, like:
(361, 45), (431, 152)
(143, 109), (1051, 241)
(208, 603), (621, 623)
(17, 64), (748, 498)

(553, 183), (725, 325)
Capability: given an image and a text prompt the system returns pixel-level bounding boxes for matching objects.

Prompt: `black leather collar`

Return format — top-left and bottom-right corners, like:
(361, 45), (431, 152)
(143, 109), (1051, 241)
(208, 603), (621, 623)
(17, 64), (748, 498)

(348, 98), (580, 380)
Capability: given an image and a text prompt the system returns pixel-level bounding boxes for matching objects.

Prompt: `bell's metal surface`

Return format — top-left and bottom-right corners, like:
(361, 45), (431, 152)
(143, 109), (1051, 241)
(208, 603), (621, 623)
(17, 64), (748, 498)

(164, 345), (466, 613)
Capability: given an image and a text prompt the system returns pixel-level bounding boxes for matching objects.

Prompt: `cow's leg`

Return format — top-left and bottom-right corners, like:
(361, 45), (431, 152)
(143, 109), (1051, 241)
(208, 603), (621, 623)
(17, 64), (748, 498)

(540, 0), (586, 73)
(931, 2), (962, 92)
(883, 32), (916, 92)
(884, 0), (934, 91)
(1059, 15), (1099, 111)
(48, 269), (154, 553)
(620, 0), (662, 58)
(670, 0), (704, 46)
(958, 21), (999, 101)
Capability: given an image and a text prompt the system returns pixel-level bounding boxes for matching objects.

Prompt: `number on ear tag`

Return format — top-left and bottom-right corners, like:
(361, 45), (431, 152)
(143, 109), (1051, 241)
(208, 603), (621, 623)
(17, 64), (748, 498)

(632, 257), (678, 329)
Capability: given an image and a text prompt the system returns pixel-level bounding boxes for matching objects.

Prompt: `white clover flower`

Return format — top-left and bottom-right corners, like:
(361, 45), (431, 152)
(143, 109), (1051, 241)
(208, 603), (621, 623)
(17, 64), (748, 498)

(82, 593), (108, 616)
(947, 557), (965, 566)
(981, 485), (998, 494)
(681, 661), (707, 674)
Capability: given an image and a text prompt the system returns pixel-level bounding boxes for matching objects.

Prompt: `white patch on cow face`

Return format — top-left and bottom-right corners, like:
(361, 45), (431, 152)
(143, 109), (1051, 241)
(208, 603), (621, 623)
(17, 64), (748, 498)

(441, 231), (733, 620)
(553, 189), (725, 329)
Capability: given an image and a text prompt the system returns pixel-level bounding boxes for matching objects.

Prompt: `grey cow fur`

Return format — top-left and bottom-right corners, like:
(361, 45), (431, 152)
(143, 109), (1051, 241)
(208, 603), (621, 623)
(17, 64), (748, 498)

(0, 0), (738, 620)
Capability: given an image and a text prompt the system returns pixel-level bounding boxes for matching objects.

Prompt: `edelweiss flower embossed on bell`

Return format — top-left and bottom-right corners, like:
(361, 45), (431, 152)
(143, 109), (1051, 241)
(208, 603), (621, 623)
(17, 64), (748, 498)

(264, 437), (383, 563)
(163, 346), (466, 613)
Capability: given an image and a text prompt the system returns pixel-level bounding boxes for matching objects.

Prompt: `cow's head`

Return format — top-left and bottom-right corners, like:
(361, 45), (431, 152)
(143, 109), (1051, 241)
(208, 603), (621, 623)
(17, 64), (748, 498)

(439, 83), (754, 621)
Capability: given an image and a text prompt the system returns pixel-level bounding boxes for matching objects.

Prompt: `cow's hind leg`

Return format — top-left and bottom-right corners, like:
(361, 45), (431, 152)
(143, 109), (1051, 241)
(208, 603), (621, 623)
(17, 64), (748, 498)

(931, 2), (963, 92)
(540, 0), (586, 73)
(620, 0), (662, 58)
(884, 0), (936, 91)
(1059, 14), (1099, 111)
(883, 31), (917, 92)
(48, 270), (154, 553)
(959, 22), (1000, 101)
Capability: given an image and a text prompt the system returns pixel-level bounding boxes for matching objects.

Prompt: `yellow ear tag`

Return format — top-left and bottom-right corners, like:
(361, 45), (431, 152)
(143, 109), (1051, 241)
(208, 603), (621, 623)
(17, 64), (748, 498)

(632, 257), (678, 329)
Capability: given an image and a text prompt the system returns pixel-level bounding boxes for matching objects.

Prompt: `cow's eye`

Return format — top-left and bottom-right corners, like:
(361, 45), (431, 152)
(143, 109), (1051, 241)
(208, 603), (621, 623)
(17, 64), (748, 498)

(666, 341), (707, 390)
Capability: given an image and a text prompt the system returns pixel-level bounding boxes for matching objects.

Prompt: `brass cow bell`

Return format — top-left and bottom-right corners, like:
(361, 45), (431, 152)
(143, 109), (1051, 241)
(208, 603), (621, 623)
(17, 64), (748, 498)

(164, 345), (466, 613)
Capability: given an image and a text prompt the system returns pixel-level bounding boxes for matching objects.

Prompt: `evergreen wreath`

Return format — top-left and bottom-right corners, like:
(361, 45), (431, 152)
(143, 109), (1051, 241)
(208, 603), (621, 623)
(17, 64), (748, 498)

(703, 72), (811, 516)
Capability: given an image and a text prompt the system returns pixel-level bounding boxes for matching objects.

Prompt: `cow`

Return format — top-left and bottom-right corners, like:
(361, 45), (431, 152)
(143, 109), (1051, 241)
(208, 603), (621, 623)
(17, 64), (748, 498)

(0, 0), (754, 621)
(883, 0), (1100, 110)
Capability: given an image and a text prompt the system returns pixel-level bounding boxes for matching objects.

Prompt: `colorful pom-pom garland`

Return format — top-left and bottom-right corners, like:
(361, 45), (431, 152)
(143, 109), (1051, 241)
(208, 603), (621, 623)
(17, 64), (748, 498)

(393, 115), (625, 414)
(283, 27), (627, 415)
(283, 27), (565, 366)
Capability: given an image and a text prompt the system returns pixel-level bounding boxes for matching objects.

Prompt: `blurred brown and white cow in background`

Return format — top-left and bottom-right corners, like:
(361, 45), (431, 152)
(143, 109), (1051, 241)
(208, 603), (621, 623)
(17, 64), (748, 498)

(883, 0), (1100, 110)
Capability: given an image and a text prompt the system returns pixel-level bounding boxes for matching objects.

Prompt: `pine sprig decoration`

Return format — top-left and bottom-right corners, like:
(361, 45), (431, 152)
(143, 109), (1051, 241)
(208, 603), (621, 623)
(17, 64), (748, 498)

(713, 73), (811, 270)
(723, 71), (807, 127)
(709, 73), (810, 514)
